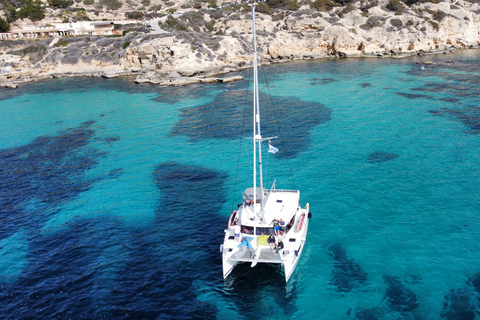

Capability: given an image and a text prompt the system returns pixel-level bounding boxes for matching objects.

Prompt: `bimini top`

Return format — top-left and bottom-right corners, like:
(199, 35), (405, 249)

(242, 187), (266, 204)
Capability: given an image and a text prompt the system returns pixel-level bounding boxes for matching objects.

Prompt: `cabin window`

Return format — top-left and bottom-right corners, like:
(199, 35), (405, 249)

(286, 216), (295, 233)
(242, 226), (254, 234)
(255, 227), (273, 235)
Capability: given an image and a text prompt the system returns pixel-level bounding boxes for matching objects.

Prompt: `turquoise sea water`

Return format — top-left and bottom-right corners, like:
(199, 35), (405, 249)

(0, 50), (479, 319)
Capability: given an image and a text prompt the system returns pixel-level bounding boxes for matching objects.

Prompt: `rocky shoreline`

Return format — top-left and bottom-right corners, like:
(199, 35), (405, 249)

(0, 45), (473, 89)
(1, 0), (479, 88)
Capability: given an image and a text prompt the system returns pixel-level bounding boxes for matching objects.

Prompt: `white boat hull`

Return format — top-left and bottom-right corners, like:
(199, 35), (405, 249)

(222, 200), (310, 282)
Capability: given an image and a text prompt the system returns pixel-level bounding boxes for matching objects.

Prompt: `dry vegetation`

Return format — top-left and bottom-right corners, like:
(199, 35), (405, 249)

(0, 0), (477, 67)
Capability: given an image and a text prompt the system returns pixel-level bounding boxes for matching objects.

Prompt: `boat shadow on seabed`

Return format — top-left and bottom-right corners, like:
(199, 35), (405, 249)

(222, 262), (299, 318)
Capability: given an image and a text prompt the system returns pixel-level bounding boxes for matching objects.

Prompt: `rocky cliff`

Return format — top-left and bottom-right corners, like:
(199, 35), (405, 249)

(1, 0), (479, 87)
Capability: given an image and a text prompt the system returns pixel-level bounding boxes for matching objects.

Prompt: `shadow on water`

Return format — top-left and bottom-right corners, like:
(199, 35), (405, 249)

(325, 242), (367, 293)
(350, 275), (420, 320)
(367, 151), (399, 163)
(440, 272), (480, 320)
(401, 58), (480, 103)
(0, 77), (139, 102)
(0, 76), (186, 103)
(0, 161), (229, 318)
(0, 215), (128, 318)
(0, 121), (129, 318)
(383, 275), (419, 313)
(308, 77), (338, 85)
(0, 121), (108, 240)
(105, 162), (229, 319)
(152, 74), (248, 105)
(395, 91), (434, 100)
(429, 106), (480, 134)
(0, 87), (23, 102)
(222, 263), (298, 318)
(170, 89), (331, 159)
(411, 82), (477, 98)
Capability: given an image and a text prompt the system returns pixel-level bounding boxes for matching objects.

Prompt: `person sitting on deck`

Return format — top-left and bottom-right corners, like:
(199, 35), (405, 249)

(267, 234), (276, 252)
(275, 240), (284, 255)
(279, 218), (286, 234)
(233, 224), (241, 242)
(272, 219), (280, 236)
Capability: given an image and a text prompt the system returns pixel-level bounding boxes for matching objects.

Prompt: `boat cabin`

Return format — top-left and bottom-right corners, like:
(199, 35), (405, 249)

(242, 187), (265, 205)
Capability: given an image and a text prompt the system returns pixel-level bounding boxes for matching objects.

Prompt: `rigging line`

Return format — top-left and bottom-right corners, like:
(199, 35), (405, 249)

(258, 63), (297, 190)
(264, 149), (271, 189)
(232, 67), (253, 213)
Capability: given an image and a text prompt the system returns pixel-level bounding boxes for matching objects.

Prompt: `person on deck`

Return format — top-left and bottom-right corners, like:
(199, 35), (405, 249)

(267, 234), (276, 252)
(275, 240), (284, 255)
(272, 218), (280, 236)
(279, 218), (286, 234)
(233, 224), (241, 242)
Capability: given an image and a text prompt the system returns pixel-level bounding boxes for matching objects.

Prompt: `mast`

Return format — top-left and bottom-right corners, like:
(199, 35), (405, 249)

(252, 2), (264, 213)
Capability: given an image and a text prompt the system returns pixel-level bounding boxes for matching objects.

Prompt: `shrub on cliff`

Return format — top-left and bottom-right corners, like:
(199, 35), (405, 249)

(207, 10), (225, 20)
(360, 0), (379, 12)
(403, 0), (441, 4)
(256, 3), (273, 14)
(80, 53), (94, 63)
(95, 51), (115, 63)
(272, 12), (285, 21)
(178, 11), (210, 32)
(266, 0), (299, 10)
(425, 9), (447, 21)
(163, 15), (188, 31)
(426, 19), (439, 30)
(8, 43), (48, 62)
(48, 0), (74, 8)
(311, 0), (337, 12)
(95, 37), (117, 46)
(125, 11), (143, 20)
(386, 0), (406, 13)
(360, 16), (384, 30)
(332, 0), (355, 5)
(180, 32), (221, 51)
(3, 3), (19, 23)
(339, 2), (356, 16)
(208, 0), (218, 8)
(98, 0), (122, 10)
(18, 1), (45, 22)
(0, 17), (10, 32)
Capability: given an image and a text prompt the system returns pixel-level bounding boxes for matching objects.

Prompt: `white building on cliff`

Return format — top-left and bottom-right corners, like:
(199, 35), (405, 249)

(0, 21), (116, 40)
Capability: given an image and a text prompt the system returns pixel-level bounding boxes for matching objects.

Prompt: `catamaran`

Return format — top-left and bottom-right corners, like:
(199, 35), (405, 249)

(221, 2), (311, 282)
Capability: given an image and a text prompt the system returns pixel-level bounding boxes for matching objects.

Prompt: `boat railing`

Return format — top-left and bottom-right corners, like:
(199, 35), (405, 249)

(270, 179), (276, 190)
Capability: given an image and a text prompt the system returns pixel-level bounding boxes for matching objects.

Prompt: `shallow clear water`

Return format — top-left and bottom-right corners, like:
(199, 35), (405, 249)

(0, 50), (479, 319)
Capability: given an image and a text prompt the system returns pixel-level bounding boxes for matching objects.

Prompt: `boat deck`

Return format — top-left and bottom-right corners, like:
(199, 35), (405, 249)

(231, 245), (284, 263)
